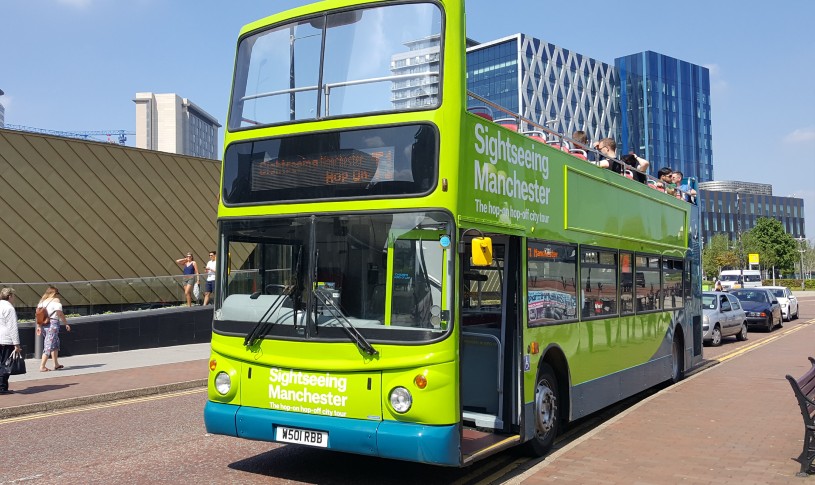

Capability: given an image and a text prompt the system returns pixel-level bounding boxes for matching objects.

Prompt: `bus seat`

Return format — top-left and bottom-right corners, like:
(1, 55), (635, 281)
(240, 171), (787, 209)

(494, 118), (518, 131)
(570, 149), (588, 160)
(468, 106), (493, 121)
(521, 130), (546, 143)
(624, 169), (634, 179)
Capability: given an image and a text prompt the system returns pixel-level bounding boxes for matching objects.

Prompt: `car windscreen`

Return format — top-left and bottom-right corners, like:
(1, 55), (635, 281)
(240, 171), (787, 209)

(702, 294), (716, 309)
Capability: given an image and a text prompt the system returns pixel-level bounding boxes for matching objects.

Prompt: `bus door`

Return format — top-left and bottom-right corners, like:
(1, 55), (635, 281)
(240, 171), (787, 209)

(460, 235), (521, 437)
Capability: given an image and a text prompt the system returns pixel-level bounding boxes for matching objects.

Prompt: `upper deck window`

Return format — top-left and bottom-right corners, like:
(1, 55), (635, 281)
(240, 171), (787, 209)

(230, 2), (443, 130)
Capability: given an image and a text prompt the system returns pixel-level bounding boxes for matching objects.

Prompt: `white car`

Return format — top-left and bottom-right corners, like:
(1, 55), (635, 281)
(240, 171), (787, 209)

(760, 286), (799, 321)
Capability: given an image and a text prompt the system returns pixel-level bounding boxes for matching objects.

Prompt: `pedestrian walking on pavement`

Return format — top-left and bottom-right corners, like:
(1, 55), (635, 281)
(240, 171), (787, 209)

(36, 286), (71, 372)
(0, 287), (23, 394)
(176, 253), (200, 307)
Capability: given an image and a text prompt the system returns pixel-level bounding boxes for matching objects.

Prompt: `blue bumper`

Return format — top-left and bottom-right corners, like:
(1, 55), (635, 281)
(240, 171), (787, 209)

(204, 401), (460, 466)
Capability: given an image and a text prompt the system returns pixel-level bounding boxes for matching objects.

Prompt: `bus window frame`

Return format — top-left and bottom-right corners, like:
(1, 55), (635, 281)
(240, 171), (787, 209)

(661, 257), (684, 310)
(619, 250), (635, 316)
(634, 253), (662, 314)
(526, 239), (579, 328)
(579, 245), (619, 321)
(227, 0), (447, 132)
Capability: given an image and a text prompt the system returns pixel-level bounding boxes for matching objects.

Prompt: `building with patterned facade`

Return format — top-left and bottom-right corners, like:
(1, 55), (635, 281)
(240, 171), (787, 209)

(698, 181), (806, 245)
(466, 34), (620, 146)
(616, 52), (713, 182)
(133, 92), (221, 160)
(464, 35), (712, 184)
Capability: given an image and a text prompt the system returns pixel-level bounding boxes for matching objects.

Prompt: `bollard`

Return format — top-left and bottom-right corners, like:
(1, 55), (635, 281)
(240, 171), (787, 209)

(34, 326), (42, 360)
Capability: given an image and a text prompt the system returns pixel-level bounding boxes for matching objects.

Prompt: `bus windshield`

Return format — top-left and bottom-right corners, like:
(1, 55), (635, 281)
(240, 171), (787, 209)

(216, 212), (453, 343)
(229, 2), (443, 129)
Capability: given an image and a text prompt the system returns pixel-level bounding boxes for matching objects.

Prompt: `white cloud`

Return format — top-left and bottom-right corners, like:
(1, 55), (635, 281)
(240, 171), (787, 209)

(56, 0), (92, 8)
(783, 127), (815, 144)
(704, 63), (728, 94)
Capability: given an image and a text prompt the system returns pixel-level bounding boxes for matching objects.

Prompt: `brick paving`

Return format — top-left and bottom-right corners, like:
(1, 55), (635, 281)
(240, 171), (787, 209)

(0, 350), (207, 419)
(513, 318), (815, 484)
(2, 306), (815, 482)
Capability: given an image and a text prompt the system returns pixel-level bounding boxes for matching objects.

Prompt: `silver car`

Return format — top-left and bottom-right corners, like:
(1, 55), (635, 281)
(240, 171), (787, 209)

(702, 291), (748, 346)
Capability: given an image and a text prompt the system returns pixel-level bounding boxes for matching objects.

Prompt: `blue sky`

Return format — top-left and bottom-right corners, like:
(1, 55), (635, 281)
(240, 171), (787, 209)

(2, 0), (814, 237)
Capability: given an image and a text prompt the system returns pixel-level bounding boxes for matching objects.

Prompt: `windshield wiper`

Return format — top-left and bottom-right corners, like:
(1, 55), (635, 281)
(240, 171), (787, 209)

(314, 287), (378, 356)
(244, 286), (294, 347)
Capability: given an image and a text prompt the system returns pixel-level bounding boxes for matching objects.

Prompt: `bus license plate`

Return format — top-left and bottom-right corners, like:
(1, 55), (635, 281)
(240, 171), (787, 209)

(275, 426), (328, 448)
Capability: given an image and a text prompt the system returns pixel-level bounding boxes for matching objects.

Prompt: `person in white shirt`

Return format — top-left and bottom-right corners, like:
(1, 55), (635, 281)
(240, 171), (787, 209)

(0, 287), (23, 394)
(37, 286), (71, 372)
(204, 251), (217, 306)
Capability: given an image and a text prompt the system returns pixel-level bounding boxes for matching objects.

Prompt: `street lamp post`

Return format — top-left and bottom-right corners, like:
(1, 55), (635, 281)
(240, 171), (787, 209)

(736, 192), (744, 286)
(798, 236), (807, 290)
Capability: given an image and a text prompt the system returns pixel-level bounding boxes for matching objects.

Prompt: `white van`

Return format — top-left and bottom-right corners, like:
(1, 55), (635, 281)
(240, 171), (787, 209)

(718, 270), (762, 290)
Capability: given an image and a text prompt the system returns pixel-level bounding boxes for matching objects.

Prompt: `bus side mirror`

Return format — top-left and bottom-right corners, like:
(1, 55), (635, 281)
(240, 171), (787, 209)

(471, 237), (493, 267)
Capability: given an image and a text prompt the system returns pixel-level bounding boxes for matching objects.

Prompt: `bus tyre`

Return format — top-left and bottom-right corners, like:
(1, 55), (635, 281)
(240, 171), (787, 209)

(671, 336), (685, 383)
(525, 363), (559, 456)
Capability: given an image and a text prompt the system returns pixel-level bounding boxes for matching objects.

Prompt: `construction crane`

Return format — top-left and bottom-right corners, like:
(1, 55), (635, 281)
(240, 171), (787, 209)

(3, 124), (135, 145)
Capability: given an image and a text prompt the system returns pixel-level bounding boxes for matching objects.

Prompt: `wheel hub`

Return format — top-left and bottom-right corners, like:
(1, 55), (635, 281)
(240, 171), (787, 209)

(535, 381), (557, 434)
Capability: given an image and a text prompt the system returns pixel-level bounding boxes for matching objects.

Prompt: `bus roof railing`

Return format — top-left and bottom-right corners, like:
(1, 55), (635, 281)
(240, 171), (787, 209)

(466, 91), (696, 205)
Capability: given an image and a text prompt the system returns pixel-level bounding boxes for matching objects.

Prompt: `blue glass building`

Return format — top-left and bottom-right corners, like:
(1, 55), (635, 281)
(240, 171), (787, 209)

(616, 52), (713, 182)
(465, 36), (712, 183)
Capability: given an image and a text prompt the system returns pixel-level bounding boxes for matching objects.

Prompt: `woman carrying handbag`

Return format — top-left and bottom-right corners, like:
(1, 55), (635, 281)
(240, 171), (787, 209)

(0, 287), (23, 394)
(37, 286), (71, 372)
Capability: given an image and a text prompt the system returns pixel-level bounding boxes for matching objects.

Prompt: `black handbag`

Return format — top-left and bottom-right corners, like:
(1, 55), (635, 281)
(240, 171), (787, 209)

(1, 350), (26, 376)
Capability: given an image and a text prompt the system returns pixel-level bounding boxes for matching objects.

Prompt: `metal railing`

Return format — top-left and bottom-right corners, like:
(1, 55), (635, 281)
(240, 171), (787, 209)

(2, 274), (207, 321)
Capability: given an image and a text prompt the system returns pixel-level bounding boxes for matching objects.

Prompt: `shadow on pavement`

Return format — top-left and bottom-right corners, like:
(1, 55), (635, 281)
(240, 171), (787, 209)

(16, 383), (78, 395)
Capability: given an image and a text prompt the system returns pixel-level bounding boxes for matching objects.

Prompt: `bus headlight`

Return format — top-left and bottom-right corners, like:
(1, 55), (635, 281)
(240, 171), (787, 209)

(389, 387), (412, 413)
(214, 372), (231, 395)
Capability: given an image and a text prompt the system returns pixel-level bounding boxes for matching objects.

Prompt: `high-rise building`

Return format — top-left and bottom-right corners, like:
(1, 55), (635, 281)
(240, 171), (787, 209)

(391, 36), (442, 110)
(616, 52), (713, 182)
(133, 93), (221, 159)
(464, 36), (712, 182)
(698, 181), (806, 245)
(390, 35), (477, 110)
(467, 34), (620, 144)
(0, 88), (5, 128)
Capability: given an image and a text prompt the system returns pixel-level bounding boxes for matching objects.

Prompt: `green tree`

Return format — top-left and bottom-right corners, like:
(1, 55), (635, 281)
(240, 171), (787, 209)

(743, 217), (798, 275)
(702, 233), (738, 278)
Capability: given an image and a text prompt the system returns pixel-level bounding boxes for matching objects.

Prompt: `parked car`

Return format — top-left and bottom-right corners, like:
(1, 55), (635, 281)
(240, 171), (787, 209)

(702, 291), (748, 346)
(760, 286), (799, 321)
(729, 288), (782, 332)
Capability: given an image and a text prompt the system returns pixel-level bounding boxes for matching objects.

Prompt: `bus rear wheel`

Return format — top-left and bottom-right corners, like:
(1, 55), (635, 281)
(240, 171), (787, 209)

(525, 363), (559, 456)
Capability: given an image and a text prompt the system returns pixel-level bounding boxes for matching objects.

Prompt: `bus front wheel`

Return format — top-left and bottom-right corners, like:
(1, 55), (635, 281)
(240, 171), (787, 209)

(525, 363), (559, 456)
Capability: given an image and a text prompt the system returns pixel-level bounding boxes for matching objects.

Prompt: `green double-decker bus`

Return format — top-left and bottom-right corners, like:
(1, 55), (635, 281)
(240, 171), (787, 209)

(204, 0), (703, 466)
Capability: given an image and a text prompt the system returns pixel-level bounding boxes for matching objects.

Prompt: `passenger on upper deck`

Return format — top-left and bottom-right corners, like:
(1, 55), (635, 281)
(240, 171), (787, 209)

(671, 170), (696, 196)
(593, 138), (618, 169)
(620, 154), (649, 183)
(571, 130), (595, 161)
(657, 167), (677, 195)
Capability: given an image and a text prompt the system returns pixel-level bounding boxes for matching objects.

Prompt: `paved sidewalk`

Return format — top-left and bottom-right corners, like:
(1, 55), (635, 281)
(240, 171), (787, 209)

(512, 319), (815, 484)
(0, 343), (209, 419)
(3, 317), (815, 482)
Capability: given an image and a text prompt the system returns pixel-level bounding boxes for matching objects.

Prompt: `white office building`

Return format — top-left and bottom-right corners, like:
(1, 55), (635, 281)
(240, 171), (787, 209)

(134, 93), (221, 159)
(0, 88), (5, 128)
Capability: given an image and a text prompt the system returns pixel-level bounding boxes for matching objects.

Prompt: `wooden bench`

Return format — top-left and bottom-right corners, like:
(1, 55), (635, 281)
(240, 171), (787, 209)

(786, 357), (815, 476)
